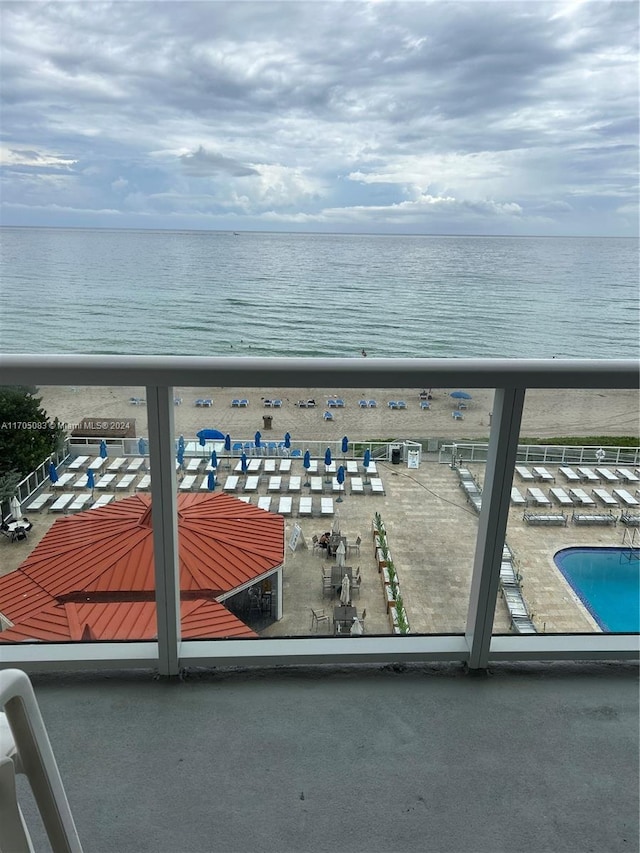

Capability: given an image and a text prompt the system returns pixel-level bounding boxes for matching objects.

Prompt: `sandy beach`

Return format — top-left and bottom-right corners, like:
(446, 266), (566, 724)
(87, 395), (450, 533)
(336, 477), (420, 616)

(37, 385), (639, 443)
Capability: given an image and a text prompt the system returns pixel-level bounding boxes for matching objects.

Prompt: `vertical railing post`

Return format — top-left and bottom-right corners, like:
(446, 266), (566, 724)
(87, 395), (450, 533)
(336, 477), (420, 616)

(146, 386), (180, 676)
(466, 387), (525, 670)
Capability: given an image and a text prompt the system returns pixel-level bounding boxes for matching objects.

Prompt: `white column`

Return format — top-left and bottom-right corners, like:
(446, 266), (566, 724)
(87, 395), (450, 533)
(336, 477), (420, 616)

(466, 387), (525, 670)
(146, 385), (180, 676)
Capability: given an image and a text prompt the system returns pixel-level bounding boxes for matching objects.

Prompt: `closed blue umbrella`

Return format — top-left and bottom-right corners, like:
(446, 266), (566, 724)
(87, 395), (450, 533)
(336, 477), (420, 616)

(303, 450), (311, 485)
(284, 432), (291, 449)
(49, 462), (59, 483)
(177, 445), (185, 467)
(86, 469), (95, 490)
(138, 437), (147, 456)
(324, 447), (332, 467)
(199, 432), (206, 456)
(178, 434), (185, 452)
(240, 452), (248, 473)
(363, 448), (371, 483)
(336, 465), (345, 503)
(255, 431), (262, 451)
(341, 436), (349, 454)
(99, 440), (108, 459)
(224, 433), (231, 452)
(207, 470), (216, 491)
(210, 450), (218, 470)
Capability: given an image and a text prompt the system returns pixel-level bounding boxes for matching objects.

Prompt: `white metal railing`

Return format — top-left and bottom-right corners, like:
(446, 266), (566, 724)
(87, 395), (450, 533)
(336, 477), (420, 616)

(0, 355), (638, 675)
(439, 443), (640, 465)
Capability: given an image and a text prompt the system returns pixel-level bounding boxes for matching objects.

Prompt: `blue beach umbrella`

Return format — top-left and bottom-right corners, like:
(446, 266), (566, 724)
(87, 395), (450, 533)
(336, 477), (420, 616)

(341, 436), (349, 455)
(284, 432), (291, 450)
(224, 433), (231, 452)
(198, 432), (206, 456)
(450, 391), (472, 400)
(178, 434), (185, 452)
(99, 440), (108, 459)
(177, 445), (185, 467)
(86, 469), (95, 490)
(240, 452), (248, 473)
(363, 448), (371, 483)
(207, 470), (216, 491)
(324, 447), (332, 467)
(336, 465), (345, 503)
(255, 431), (262, 451)
(138, 437), (147, 456)
(49, 462), (59, 483)
(210, 449), (218, 470)
(303, 450), (311, 485)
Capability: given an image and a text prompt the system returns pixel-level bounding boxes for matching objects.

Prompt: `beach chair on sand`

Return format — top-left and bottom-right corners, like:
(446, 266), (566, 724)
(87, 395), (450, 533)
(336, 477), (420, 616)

(298, 496), (313, 516)
(359, 400), (368, 408)
(323, 411), (334, 421)
(368, 400), (377, 408)
(452, 410), (463, 420)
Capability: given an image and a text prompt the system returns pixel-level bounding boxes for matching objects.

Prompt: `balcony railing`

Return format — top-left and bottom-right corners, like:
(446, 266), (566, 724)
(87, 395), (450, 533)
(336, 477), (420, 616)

(0, 355), (638, 675)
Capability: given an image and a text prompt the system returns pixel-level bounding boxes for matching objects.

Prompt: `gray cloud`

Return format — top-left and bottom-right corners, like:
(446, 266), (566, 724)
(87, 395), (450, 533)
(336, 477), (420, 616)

(0, 1), (637, 235)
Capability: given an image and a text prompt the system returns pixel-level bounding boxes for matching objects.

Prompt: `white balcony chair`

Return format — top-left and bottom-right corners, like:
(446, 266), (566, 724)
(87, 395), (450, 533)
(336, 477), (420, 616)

(0, 668), (82, 852)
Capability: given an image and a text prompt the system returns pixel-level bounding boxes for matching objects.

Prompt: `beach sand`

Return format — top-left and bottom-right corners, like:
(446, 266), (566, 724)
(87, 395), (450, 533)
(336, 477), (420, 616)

(37, 385), (639, 443)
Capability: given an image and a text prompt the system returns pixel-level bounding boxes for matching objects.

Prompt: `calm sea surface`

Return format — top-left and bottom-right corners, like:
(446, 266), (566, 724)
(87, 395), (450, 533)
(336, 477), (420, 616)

(0, 228), (637, 359)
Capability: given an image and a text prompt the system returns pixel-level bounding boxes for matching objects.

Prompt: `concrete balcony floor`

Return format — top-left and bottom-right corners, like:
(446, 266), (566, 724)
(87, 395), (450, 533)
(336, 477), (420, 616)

(17, 662), (639, 853)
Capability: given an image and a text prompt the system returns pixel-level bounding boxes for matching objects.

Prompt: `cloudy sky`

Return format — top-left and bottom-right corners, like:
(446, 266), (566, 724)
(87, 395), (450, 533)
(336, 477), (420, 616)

(1, 1), (637, 235)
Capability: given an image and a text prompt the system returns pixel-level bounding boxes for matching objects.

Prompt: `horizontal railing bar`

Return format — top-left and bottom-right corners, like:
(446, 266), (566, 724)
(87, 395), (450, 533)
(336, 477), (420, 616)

(0, 355), (637, 390)
(490, 635), (640, 660)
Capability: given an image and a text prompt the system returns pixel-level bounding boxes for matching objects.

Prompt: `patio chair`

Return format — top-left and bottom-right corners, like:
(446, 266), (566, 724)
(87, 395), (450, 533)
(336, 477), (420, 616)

(347, 535), (361, 556)
(323, 411), (334, 421)
(312, 534), (321, 554)
(311, 608), (330, 632)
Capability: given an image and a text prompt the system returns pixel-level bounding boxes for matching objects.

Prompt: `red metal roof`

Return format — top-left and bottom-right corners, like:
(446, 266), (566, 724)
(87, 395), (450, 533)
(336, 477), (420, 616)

(0, 493), (282, 641)
(0, 599), (257, 642)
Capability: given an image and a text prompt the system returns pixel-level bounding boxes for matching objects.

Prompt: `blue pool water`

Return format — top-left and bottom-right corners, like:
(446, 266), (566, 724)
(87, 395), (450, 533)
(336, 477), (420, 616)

(554, 547), (640, 633)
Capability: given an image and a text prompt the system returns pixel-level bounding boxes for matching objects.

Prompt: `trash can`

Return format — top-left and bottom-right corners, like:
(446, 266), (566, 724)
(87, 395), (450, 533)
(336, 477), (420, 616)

(391, 446), (401, 465)
(262, 415), (273, 430)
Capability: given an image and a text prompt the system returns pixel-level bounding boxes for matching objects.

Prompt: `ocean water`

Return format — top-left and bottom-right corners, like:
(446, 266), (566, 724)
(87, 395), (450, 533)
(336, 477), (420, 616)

(0, 228), (637, 359)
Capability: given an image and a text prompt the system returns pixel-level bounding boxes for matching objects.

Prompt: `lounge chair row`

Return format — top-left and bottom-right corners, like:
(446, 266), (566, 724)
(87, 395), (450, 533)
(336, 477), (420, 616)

(36, 493), (116, 513)
(499, 547), (536, 634)
(457, 468), (482, 513)
(216, 475), (385, 496)
(511, 485), (639, 509)
(523, 511), (568, 526)
(232, 496), (335, 516)
(65, 456), (146, 474)
(516, 465), (640, 486)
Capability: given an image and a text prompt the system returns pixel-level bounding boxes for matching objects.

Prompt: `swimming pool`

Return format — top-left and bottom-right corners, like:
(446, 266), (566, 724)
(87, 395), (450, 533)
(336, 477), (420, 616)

(554, 547), (639, 633)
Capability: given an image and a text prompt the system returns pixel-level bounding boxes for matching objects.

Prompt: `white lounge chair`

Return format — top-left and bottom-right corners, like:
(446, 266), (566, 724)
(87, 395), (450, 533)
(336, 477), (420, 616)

(612, 488), (639, 507)
(306, 460), (318, 474)
(268, 476), (282, 492)
(127, 457), (145, 473)
(526, 487), (550, 506)
(26, 492), (52, 512)
(136, 474), (151, 490)
(52, 472), (75, 489)
(346, 461), (358, 475)
(73, 474), (89, 489)
(370, 478), (385, 495)
(94, 473), (116, 490)
(364, 462), (378, 475)
(224, 476), (239, 492)
(515, 465), (534, 481)
(91, 494), (114, 509)
(107, 457), (127, 473)
(279, 459), (292, 473)
(179, 475), (197, 491)
(549, 487), (573, 506)
(49, 493), (74, 512)
(263, 459), (277, 473)
(241, 475), (257, 492)
(68, 493), (92, 512)
(185, 458), (201, 473)
(310, 477), (323, 493)
(288, 476), (301, 492)
(592, 488), (618, 507)
(277, 496), (292, 516)
(568, 488), (596, 506)
(577, 467), (599, 483)
(350, 477), (364, 494)
(320, 497), (334, 516)
(325, 462), (336, 475)
(258, 496), (272, 512)
(532, 466), (555, 482)
(116, 474), (136, 491)
(87, 457), (107, 472)
(298, 496), (313, 516)
(67, 455), (89, 471)
(331, 478), (345, 495)
(510, 487), (526, 506)
(595, 467), (619, 483)
(616, 468), (640, 484)
(559, 466), (580, 482)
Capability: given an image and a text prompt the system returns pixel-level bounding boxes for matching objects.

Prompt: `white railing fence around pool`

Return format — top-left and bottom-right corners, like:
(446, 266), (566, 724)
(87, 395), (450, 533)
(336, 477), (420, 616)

(0, 354), (638, 675)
